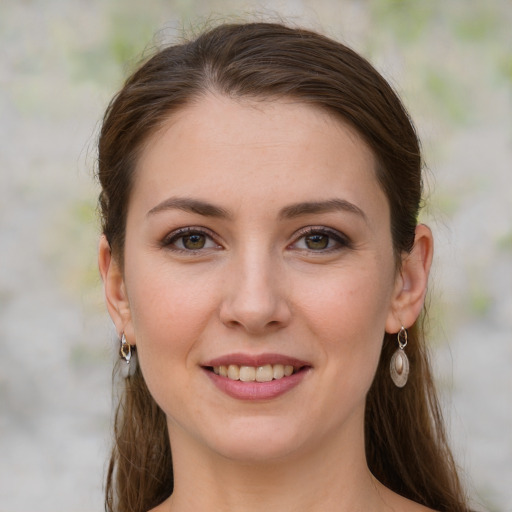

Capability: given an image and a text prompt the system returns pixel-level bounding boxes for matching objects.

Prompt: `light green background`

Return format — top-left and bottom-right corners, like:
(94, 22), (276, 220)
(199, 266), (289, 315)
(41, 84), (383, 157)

(1, 1), (511, 511)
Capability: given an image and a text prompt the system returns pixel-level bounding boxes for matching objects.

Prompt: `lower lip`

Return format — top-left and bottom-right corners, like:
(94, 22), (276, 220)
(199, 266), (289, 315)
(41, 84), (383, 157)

(204, 368), (310, 401)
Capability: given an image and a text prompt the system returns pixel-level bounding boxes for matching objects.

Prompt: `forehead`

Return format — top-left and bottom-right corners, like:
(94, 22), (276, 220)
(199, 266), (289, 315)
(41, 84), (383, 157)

(144, 94), (371, 158)
(132, 94), (387, 223)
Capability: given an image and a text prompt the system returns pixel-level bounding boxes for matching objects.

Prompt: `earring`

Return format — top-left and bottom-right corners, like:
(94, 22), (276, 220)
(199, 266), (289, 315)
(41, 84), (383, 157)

(119, 333), (137, 378)
(390, 326), (409, 388)
(120, 333), (132, 364)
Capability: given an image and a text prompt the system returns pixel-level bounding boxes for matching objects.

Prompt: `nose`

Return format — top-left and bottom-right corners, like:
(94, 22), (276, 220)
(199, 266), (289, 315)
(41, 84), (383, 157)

(219, 249), (292, 335)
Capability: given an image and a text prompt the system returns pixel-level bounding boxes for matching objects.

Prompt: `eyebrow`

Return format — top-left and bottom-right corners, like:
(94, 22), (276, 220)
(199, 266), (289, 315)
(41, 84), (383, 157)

(147, 197), (231, 218)
(279, 199), (367, 222)
(147, 196), (367, 223)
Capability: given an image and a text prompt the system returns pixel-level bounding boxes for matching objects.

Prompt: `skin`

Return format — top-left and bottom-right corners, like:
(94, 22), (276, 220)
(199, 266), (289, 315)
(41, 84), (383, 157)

(99, 94), (434, 512)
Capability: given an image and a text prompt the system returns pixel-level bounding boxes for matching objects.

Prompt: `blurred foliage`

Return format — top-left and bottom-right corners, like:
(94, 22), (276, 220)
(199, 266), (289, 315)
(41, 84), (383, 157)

(70, 342), (108, 366)
(52, 0), (512, 126)
(453, 3), (499, 41)
(498, 53), (512, 86)
(469, 287), (493, 317)
(370, 0), (437, 43)
(423, 67), (471, 125)
(428, 191), (461, 219)
(43, 195), (103, 312)
(496, 231), (512, 252)
(108, 10), (156, 66)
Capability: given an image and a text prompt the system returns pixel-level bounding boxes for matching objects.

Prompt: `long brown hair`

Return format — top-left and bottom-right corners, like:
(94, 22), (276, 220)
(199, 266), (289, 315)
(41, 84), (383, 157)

(97, 22), (470, 512)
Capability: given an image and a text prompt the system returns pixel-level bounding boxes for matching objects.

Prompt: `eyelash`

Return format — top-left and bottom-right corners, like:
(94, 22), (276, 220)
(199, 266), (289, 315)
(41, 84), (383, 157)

(161, 226), (351, 254)
(161, 227), (221, 253)
(290, 226), (352, 253)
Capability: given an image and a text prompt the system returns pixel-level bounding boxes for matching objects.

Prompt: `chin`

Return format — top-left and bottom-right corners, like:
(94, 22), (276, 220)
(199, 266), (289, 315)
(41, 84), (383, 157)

(212, 439), (300, 463)
(203, 417), (308, 463)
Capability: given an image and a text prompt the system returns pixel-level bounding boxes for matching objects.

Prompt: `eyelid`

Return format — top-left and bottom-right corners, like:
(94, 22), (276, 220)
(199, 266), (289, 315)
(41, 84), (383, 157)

(160, 225), (350, 253)
(161, 226), (222, 251)
(289, 226), (352, 251)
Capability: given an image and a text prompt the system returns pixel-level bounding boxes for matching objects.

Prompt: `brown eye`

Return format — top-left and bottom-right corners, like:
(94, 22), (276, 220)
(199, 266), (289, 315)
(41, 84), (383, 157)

(182, 233), (206, 250)
(290, 227), (351, 253)
(164, 228), (220, 252)
(305, 234), (330, 250)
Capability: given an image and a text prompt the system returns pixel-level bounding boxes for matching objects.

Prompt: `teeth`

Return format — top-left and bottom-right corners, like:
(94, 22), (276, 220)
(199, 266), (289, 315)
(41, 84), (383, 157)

(256, 364), (273, 382)
(273, 364), (284, 379)
(239, 366), (256, 382)
(212, 363), (297, 381)
(227, 364), (240, 380)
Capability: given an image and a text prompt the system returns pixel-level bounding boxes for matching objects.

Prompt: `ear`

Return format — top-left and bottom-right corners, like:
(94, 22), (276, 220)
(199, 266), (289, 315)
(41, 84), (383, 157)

(386, 224), (434, 333)
(98, 235), (134, 342)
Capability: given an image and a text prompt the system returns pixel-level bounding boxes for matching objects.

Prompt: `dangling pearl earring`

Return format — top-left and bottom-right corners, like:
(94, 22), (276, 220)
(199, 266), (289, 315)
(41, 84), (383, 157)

(390, 326), (409, 388)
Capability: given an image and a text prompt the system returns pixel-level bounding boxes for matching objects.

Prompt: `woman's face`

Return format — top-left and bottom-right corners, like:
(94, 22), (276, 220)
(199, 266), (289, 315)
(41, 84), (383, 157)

(117, 95), (402, 461)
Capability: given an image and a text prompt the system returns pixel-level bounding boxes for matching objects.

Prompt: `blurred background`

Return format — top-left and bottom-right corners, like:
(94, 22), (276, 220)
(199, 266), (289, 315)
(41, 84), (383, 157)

(0, 0), (511, 511)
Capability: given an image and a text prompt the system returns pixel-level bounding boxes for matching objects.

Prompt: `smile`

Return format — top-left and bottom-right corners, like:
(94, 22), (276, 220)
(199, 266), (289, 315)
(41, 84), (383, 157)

(203, 355), (311, 401)
(211, 364), (296, 382)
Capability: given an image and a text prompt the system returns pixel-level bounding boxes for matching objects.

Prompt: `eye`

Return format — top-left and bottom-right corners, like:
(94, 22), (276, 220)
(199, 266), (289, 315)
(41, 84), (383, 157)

(163, 228), (220, 252)
(302, 233), (331, 250)
(291, 227), (350, 252)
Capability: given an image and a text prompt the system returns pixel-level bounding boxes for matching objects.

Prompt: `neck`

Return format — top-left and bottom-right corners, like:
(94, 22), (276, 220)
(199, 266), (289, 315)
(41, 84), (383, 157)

(161, 413), (390, 512)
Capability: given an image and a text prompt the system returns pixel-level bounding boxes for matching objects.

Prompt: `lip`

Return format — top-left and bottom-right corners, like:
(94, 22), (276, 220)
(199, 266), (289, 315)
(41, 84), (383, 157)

(202, 353), (312, 401)
(203, 353), (310, 368)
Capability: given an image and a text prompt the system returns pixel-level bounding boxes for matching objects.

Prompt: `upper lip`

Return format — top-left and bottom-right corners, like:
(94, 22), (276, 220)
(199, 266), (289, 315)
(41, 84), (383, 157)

(203, 353), (311, 369)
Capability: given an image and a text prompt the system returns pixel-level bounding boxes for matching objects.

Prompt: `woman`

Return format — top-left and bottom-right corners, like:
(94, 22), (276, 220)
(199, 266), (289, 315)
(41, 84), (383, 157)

(97, 22), (470, 512)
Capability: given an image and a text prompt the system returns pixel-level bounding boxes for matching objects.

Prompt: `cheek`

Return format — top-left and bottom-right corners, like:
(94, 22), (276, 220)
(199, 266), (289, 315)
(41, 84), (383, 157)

(297, 263), (394, 367)
(302, 263), (392, 327)
(123, 262), (223, 415)
(124, 260), (220, 362)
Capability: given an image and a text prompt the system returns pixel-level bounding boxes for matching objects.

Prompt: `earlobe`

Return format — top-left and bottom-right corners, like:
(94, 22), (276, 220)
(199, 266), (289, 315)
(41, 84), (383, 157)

(386, 224), (434, 333)
(98, 235), (133, 338)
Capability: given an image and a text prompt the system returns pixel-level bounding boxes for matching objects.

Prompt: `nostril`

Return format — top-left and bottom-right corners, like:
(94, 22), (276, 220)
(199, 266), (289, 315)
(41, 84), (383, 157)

(224, 319), (243, 329)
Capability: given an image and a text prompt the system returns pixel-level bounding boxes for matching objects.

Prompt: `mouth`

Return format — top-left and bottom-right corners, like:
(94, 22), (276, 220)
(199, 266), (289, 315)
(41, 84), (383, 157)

(201, 354), (311, 400)
(206, 363), (304, 382)
(202, 354), (313, 402)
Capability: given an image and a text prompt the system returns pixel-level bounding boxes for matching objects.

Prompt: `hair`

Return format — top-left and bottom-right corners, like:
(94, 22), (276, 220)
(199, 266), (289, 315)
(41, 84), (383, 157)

(97, 22), (470, 512)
